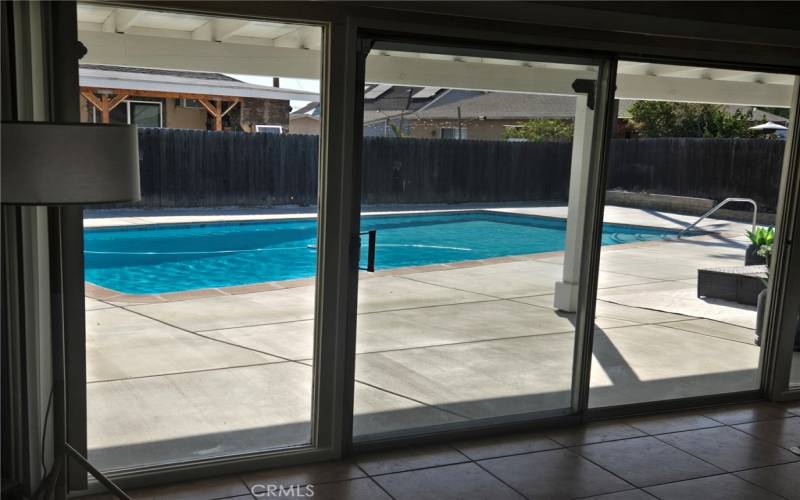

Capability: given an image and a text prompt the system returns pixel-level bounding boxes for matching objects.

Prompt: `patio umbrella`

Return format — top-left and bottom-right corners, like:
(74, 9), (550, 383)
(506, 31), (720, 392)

(749, 121), (788, 131)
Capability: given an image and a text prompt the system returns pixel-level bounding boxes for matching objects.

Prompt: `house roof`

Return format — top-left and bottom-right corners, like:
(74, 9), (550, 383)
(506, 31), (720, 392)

(79, 64), (319, 101)
(409, 91), (577, 121)
(292, 85), (791, 125)
(81, 64), (239, 82)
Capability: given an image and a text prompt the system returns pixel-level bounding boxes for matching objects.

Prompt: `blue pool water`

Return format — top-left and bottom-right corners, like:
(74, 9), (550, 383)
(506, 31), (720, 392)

(84, 212), (675, 294)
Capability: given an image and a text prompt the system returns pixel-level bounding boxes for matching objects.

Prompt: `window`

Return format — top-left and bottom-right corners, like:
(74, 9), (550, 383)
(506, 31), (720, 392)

(93, 100), (163, 128)
(130, 102), (161, 127)
(256, 124), (284, 134)
(441, 126), (467, 139)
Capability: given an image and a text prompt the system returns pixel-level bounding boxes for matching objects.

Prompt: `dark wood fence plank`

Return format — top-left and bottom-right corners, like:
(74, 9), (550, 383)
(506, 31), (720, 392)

(127, 129), (784, 211)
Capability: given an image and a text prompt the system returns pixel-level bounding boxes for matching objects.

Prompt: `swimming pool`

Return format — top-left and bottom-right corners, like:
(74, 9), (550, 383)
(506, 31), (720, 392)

(84, 211), (675, 294)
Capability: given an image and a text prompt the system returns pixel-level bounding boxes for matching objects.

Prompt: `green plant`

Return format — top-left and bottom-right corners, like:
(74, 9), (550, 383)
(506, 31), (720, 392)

(746, 226), (775, 247)
(503, 119), (574, 142)
(389, 123), (407, 138)
(627, 101), (759, 138)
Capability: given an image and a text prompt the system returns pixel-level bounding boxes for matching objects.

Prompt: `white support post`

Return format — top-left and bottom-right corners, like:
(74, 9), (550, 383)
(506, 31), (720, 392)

(554, 94), (594, 312)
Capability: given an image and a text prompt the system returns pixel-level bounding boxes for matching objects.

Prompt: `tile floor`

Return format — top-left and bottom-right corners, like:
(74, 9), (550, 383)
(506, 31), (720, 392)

(83, 401), (800, 500)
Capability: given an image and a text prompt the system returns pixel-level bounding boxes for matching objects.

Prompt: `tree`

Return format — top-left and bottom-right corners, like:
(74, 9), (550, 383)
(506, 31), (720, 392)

(627, 101), (758, 138)
(503, 119), (574, 142)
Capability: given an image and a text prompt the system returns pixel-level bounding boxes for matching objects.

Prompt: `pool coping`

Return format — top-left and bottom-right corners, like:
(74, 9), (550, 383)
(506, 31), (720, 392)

(85, 236), (716, 304)
(83, 207), (702, 235)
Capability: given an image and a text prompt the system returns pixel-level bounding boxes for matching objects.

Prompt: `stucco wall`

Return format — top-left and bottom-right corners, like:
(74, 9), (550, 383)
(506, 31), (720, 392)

(289, 116), (320, 135)
(166, 98), (207, 129)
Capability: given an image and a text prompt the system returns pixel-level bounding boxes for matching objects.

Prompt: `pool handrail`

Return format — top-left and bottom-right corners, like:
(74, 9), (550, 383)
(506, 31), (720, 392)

(677, 197), (757, 239)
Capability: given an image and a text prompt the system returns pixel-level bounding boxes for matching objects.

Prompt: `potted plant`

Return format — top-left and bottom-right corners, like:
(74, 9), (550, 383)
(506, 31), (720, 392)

(745, 226), (774, 266)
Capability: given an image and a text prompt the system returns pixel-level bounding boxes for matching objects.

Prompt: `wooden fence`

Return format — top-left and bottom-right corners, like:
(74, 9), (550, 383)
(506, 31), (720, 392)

(130, 128), (785, 210)
(607, 138), (785, 210)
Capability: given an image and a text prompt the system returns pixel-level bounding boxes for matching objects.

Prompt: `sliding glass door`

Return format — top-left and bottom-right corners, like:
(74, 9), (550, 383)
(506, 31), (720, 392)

(77, 4), (326, 470)
(585, 62), (798, 409)
(350, 42), (610, 440)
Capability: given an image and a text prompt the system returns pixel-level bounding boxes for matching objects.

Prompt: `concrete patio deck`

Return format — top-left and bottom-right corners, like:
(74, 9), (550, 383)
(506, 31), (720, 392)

(83, 206), (797, 471)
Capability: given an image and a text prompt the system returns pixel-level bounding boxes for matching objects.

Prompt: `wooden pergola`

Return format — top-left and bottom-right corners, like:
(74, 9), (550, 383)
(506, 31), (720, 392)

(80, 87), (241, 130)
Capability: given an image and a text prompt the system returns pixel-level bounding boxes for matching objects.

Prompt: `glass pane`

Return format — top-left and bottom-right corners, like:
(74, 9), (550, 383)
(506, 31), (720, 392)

(108, 104), (127, 124)
(77, 4), (323, 471)
(130, 102), (161, 127)
(588, 62), (795, 407)
(353, 48), (601, 439)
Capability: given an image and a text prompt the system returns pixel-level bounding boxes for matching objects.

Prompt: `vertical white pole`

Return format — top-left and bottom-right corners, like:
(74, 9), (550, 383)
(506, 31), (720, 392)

(554, 94), (594, 312)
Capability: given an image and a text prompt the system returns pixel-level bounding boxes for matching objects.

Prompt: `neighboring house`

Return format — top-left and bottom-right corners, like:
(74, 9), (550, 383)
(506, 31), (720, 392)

(288, 101), (321, 135)
(291, 85), (790, 140)
(292, 87), (581, 139)
(381, 90), (578, 140)
(79, 64), (318, 133)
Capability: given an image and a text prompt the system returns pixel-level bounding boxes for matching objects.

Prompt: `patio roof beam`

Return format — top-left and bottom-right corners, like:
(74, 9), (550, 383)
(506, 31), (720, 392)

(81, 87), (247, 103)
(79, 30), (793, 107)
(80, 90), (129, 123)
(197, 97), (241, 131)
(79, 30), (322, 79)
(273, 25), (323, 49)
(213, 19), (253, 42)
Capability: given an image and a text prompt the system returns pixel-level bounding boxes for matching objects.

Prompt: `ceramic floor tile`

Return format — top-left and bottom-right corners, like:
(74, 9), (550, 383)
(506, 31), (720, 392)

(355, 444), (467, 476)
(621, 412), (722, 435)
(657, 426), (799, 472)
(124, 475), (249, 500)
(574, 436), (723, 487)
(479, 448), (632, 499)
(581, 490), (655, 500)
(733, 417), (800, 450)
(241, 461), (364, 490)
(451, 431), (561, 460)
(303, 478), (392, 500)
(777, 401), (800, 416)
(644, 474), (782, 500)
(373, 462), (524, 500)
(546, 421), (645, 447)
(702, 403), (791, 425)
(735, 462), (800, 500)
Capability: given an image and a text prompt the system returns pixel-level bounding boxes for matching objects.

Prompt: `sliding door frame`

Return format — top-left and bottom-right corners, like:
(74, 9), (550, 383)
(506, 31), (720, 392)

(64, 6), (354, 494)
(343, 30), (617, 451)
(581, 57), (800, 418)
(763, 77), (800, 402)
